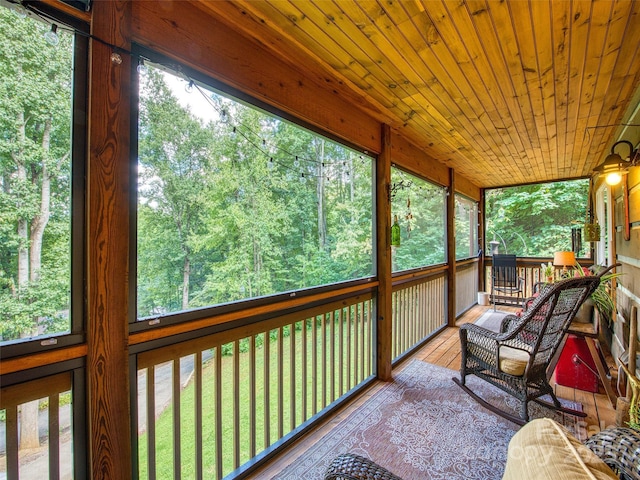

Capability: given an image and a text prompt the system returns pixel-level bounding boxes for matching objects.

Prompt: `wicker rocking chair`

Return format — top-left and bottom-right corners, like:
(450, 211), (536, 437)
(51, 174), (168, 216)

(453, 275), (601, 425)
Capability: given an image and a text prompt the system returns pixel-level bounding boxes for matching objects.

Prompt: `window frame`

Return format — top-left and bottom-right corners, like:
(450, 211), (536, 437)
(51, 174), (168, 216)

(454, 193), (479, 261)
(0, 10), (88, 359)
(390, 166), (447, 275)
(129, 45), (377, 331)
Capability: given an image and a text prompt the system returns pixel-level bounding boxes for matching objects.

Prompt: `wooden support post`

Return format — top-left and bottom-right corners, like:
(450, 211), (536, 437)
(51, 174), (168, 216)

(87, 1), (132, 478)
(447, 168), (456, 326)
(479, 189), (486, 293)
(376, 124), (392, 381)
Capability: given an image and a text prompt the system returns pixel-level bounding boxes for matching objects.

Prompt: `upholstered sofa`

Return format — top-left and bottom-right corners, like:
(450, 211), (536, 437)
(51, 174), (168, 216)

(324, 418), (640, 480)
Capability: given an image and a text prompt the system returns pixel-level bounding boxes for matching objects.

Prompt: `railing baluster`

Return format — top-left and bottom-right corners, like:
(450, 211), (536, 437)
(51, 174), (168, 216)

(338, 308), (344, 396)
(215, 347), (223, 480)
(49, 393), (60, 480)
(360, 302), (366, 381)
(312, 317), (318, 415)
(6, 405), (19, 479)
(148, 366), (156, 480)
(321, 314), (327, 408)
(173, 359), (181, 480)
(195, 351), (203, 480)
(329, 310), (335, 401)
(264, 333), (271, 448)
(301, 320), (308, 421)
(352, 304), (358, 383)
(233, 340), (240, 469)
(346, 306), (352, 391)
(289, 322), (296, 431)
(249, 335), (256, 458)
(278, 326), (284, 439)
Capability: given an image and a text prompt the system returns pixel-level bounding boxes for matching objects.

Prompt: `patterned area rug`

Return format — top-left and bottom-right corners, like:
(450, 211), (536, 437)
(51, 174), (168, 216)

(275, 360), (584, 480)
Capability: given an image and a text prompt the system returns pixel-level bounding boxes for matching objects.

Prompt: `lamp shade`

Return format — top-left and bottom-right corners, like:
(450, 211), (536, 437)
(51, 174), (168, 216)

(553, 251), (576, 267)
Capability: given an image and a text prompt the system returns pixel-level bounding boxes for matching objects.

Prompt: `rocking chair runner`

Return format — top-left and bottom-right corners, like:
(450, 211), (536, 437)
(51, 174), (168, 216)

(453, 275), (601, 425)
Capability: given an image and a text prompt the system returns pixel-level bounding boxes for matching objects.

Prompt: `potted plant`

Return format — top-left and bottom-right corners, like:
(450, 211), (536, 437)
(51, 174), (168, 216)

(573, 263), (622, 325)
(541, 262), (554, 283)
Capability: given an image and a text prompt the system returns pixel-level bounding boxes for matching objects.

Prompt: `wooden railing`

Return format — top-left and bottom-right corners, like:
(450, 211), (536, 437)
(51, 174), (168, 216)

(455, 259), (479, 316)
(391, 267), (447, 361)
(484, 256), (594, 302)
(133, 291), (375, 480)
(0, 372), (75, 480)
(5, 257), (597, 479)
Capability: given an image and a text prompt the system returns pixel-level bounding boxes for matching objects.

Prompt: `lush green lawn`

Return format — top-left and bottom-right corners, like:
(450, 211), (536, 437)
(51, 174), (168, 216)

(137, 314), (372, 479)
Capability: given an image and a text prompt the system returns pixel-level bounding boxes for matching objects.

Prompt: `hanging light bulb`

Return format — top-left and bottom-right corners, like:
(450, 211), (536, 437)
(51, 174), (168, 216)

(300, 172), (307, 184)
(11, 2), (27, 18)
(267, 158), (275, 170)
(220, 109), (229, 124)
(44, 24), (59, 46)
(137, 59), (148, 75)
(185, 80), (194, 93)
(605, 172), (623, 186)
(294, 156), (300, 168)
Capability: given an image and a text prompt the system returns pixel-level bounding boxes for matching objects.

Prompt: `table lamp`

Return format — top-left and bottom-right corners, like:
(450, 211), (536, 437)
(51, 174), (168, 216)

(553, 251), (576, 276)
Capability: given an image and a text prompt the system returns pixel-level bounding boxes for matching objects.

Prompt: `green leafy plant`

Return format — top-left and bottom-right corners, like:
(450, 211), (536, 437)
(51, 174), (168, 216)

(541, 262), (554, 279)
(574, 263), (623, 325)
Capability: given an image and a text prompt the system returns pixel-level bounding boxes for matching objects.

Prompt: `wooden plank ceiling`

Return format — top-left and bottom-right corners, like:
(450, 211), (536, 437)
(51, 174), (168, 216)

(198, 0), (640, 188)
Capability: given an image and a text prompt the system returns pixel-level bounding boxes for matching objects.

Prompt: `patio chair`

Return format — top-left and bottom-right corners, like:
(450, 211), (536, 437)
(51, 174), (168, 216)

(490, 254), (524, 310)
(453, 275), (601, 425)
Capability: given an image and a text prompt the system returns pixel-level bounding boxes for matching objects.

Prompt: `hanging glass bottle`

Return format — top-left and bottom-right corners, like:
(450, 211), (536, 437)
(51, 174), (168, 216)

(391, 214), (401, 247)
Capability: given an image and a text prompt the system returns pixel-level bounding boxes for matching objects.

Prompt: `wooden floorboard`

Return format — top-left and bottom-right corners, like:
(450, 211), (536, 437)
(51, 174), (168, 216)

(249, 305), (620, 478)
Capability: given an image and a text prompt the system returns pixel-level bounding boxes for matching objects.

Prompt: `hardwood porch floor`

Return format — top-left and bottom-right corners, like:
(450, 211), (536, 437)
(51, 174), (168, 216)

(250, 305), (618, 478)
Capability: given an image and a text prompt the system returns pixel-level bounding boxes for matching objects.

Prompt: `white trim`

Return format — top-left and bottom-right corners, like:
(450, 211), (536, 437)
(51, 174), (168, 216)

(617, 254), (640, 269)
(618, 282), (640, 305)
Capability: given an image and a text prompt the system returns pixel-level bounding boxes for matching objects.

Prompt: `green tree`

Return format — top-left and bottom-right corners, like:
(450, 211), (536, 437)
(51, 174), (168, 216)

(391, 170), (446, 272)
(485, 180), (589, 257)
(137, 65), (374, 317)
(0, 10), (74, 448)
(138, 70), (214, 315)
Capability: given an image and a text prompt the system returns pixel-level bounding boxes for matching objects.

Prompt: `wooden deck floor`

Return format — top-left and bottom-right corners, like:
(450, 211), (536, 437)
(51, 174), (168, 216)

(250, 305), (618, 478)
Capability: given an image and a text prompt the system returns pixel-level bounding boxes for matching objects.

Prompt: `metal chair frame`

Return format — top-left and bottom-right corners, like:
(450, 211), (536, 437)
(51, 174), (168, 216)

(490, 254), (524, 310)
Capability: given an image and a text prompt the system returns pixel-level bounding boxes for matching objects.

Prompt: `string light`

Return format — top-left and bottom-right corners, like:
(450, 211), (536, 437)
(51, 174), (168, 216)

(14, 5), (370, 185)
(44, 24), (59, 46)
(184, 77), (371, 180)
(13, 2), (371, 186)
(137, 58), (148, 75)
(11, 2), (27, 18)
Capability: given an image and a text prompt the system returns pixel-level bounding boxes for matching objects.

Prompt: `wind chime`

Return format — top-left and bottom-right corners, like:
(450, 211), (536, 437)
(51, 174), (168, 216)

(405, 197), (413, 238)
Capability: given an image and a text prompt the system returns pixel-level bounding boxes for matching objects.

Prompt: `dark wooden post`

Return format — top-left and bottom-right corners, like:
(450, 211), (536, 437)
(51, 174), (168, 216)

(447, 168), (456, 326)
(87, 1), (132, 478)
(376, 124), (392, 380)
